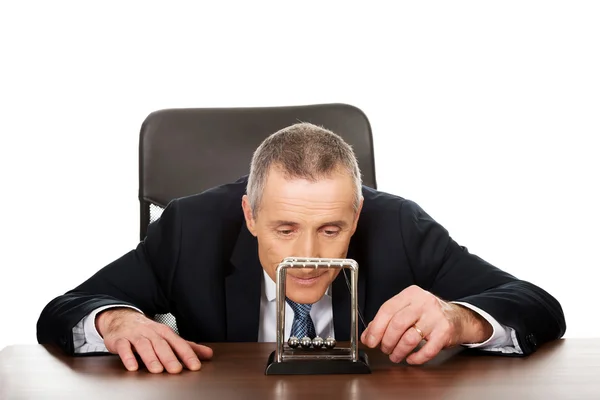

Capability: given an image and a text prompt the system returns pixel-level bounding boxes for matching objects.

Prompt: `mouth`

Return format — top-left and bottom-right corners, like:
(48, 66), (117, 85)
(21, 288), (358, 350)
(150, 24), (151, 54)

(288, 271), (327, 286)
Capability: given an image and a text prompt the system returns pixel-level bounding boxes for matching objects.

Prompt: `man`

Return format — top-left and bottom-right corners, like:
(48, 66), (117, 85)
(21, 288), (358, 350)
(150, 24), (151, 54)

(37, 123), (566, 374)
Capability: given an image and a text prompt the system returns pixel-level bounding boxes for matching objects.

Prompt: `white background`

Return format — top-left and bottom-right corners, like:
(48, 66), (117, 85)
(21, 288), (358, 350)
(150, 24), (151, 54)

(0, 1), (598, 351)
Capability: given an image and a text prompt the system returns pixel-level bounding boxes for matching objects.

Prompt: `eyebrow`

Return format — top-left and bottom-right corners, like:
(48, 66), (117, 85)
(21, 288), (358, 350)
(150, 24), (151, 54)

(270, 220), (299, 227)
(321, 220), (349, 228)
(270, 220), (349, 228)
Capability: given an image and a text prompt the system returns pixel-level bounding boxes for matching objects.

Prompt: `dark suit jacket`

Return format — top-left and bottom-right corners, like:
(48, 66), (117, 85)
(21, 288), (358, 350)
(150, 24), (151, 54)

(37, 176), (566, 356)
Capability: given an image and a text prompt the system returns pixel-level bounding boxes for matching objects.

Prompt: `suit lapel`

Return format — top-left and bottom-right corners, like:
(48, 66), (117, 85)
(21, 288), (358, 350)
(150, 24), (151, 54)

(332, 244), (367, 341)
(226, 222), (262, 341)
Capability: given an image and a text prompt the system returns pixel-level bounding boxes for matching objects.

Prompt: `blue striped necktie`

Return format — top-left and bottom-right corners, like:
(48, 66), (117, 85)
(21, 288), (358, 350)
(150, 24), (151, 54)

(286, 298), (316, 339)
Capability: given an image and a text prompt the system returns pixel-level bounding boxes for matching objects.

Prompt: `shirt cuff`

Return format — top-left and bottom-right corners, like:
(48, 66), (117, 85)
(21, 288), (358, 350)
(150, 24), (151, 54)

(73, 304), (143, 354)
(452, 301), (523, 355)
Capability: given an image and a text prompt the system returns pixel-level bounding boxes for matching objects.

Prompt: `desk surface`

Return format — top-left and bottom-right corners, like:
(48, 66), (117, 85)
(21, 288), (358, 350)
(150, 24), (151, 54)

(1, 339), (598, 399)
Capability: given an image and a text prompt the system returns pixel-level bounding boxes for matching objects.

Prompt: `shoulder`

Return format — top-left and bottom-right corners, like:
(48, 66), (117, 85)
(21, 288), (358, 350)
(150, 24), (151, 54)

(177, 176), (247, 212)
(164, 176), (247, 230)
(360, 186), (409, 217)
(358, 186), (427, 230)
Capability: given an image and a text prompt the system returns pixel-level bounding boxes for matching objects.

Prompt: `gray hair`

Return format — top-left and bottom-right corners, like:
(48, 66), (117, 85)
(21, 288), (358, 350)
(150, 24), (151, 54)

(247, 122), (363, 217)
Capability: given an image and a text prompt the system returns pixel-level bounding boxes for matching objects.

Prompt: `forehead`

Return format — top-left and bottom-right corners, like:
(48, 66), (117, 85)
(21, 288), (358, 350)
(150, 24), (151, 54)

(260, 168), (355, 215)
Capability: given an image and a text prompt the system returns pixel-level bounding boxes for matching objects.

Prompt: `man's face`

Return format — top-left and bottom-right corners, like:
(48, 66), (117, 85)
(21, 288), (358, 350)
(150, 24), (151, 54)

(242, 167), (362, 304)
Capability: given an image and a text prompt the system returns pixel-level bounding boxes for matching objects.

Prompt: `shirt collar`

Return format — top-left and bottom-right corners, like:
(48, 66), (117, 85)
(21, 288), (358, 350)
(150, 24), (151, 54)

(263, 270), (332, 302)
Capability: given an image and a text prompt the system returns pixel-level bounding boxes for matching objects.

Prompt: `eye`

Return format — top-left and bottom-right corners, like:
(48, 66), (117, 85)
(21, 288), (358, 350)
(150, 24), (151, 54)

(322, 227), (341, 237)
(276, 227), (295, 237)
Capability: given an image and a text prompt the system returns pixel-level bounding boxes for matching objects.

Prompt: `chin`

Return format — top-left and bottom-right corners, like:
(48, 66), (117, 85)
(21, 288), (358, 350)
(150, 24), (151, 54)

(286, 289), (326, 305)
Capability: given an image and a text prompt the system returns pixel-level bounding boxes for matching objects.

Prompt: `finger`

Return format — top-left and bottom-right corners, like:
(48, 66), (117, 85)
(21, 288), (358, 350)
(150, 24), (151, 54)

(187, 341), (214, 360)
(405, 332), (446, 365)
(361, 293), (411, 348)
(158, 328), (202, 371)
(389, 325), (426, 363)
(157, 324), (213, 370)
(360, 322), (371, 343)
(132, 336), (163, 373)
(115, 338), (138, 371)
(379, 306), (421, 355)
(150, 333), (183, 374)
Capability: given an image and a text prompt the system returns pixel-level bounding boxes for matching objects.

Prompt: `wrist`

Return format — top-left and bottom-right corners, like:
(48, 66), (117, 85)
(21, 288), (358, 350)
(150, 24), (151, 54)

(454, 304), (493, 344)
(95, 309), (115, 338)
(95, 308), (138, 338)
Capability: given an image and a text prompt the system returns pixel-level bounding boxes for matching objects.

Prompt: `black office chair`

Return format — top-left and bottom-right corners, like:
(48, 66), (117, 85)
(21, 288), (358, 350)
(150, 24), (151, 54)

(138, 103), (377, 332)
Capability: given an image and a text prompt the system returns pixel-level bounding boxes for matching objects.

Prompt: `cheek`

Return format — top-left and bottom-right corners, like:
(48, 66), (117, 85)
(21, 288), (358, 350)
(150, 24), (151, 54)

(258, 231), (297, 259)
(256, 236), (289, 275)
(321, 237), (352, 258)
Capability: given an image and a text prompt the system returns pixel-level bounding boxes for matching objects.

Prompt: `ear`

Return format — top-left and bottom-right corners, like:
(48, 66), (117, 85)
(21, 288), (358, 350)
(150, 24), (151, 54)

(350, 197), (364, 236)
(241, 195), (257, 236)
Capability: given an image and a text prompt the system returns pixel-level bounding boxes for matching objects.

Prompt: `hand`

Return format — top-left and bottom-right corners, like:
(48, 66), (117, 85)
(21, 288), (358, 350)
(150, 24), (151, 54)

(360, 285), (492, 365)
(96, 308), (213, 374)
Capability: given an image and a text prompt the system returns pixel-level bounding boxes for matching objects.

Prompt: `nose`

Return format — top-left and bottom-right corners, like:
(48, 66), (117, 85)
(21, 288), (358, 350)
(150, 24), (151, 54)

(295, 231), (319, 258)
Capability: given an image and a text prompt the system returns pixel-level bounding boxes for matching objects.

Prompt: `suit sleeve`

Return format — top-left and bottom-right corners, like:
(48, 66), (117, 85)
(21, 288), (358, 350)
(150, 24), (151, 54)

(36, 199), (182, 355)
(399, 199), (566, 355)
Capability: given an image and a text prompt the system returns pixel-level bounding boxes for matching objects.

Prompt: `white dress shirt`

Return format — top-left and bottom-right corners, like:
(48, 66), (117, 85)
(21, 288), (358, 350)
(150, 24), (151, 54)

(73, 271), (522, 355)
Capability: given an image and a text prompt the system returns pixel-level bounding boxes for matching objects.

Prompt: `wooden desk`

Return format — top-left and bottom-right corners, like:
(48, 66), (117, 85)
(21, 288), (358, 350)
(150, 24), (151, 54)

(1, 339), (598, 399)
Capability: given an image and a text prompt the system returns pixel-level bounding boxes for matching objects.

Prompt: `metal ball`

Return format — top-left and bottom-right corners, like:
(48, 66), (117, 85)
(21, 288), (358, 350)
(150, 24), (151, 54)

(312, 336), (324, 349)
(324, 337), (336, 349)
(300, 336), (312, 349)
(288, 336), (300, 349)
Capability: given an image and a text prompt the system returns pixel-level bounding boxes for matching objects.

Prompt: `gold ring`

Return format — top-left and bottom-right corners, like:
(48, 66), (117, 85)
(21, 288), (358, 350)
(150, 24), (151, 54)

(413, 324), (425, 340)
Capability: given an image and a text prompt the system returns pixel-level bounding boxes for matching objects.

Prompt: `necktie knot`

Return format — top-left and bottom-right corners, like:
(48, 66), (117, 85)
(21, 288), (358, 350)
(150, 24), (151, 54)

(286, 298), (312, 317)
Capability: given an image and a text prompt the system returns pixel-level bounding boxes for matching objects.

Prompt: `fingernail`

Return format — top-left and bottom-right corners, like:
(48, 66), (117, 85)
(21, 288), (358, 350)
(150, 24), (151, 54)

(367, 334), (376, 347)
(125, 363), (137, 371)
(390, 356), (399, 363)
(151, 361), (163, 372)
(189, 358), (201, 370)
